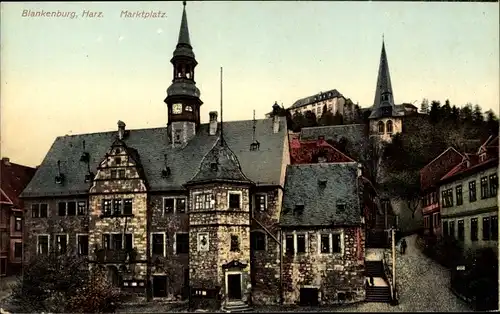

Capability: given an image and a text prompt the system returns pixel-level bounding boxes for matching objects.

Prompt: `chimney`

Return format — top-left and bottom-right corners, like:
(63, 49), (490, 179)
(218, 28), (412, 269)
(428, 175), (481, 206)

(272, 116), (280, 134)
(2, 157), (10, 166)
(209, 111), (218, 136)
(357, 163), (363, 177)
(117, 120), (126, 140)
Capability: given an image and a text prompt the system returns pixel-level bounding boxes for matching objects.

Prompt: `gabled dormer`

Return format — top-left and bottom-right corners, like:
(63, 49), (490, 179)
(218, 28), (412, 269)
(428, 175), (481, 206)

(89, 138), (148, 195)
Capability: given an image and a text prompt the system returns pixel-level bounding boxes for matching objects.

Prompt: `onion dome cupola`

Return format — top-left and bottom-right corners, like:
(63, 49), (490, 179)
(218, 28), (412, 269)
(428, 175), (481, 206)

(165, 1), (203, 131)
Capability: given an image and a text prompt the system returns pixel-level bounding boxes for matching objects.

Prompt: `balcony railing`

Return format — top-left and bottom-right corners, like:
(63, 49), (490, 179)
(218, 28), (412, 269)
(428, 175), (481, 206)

(94, 248), (137, 263)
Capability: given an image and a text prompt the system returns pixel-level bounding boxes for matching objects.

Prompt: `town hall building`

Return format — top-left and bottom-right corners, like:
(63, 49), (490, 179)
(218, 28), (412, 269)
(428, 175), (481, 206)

(20, 2), (383, 311)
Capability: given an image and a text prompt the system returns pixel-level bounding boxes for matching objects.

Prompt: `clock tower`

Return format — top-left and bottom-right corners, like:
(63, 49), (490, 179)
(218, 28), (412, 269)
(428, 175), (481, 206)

(165, 1), (203, 146)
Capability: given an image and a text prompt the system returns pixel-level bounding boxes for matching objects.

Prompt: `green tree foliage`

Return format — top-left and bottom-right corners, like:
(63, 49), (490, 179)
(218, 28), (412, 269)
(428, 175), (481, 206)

(420, 98), (429, 114)
(11, 253), (125, 313)
(290, 111), (306, 132)
(303, 110), (318, 128)
(332, 111), (344, 125)
(429, 100), (441, 124)
(318, 105), (335, 126)
(485, 110), (499, 136)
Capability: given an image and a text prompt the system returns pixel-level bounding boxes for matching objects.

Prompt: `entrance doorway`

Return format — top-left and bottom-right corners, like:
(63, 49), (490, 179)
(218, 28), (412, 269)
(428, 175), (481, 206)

(227, 274), (242, 300)
(153, 276), (168, 298)
(299, 287), (319, 306)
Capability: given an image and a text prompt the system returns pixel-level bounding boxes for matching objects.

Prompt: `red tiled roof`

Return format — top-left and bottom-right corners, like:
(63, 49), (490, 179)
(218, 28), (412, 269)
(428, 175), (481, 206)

(290, 139), (355, 164)
(420, 147), (464, 191)
(0, 159), (37, 208)
(440, 155), (498, 182)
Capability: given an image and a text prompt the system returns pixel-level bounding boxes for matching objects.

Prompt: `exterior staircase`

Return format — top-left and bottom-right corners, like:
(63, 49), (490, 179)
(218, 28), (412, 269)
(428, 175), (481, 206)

(366, 286), (392, 303)
(221, 300), (252, 313)
(365, 260), (392, 303)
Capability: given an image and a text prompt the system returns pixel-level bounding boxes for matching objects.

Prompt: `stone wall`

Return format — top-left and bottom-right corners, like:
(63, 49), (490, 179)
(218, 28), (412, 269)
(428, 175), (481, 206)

(251, 187), (282, 305)
(149, 193), (189, 297)
(281, 226), (365, 305)
(23, 197), (89, 263)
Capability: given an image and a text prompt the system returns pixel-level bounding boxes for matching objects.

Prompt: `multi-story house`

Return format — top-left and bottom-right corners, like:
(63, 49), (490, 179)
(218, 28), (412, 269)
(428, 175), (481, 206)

(0, 157), (36, 276)
(286, 90), (347, 119)
(280, 163), (366, 305)
(439, 135), (499, 254)
(19, 3), (384, 311)
(420, 147), (464, 237)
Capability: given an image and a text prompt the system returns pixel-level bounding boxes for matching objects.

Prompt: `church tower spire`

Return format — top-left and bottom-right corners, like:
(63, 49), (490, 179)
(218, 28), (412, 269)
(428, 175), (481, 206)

(369, 37), (395, 119)
(165, 1), (203, 146)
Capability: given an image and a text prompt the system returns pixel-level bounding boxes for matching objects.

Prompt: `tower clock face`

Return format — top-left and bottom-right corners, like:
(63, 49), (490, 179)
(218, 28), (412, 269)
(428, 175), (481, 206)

(172, 103), (182, 114)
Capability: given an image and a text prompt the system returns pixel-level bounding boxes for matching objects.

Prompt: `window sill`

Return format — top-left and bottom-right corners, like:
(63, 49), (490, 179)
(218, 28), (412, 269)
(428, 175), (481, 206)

(100, 214), (135, 218)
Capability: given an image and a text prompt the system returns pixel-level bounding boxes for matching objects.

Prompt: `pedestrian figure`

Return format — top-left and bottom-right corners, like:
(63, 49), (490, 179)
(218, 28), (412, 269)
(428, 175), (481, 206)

(369, 276), (374, 286)
(400, 238), (407, 255)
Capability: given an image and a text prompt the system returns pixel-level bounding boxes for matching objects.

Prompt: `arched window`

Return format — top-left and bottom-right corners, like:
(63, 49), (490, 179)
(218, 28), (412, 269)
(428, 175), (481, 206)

(386, 120), (393, 134)
(377, 121), (385, 134)
(250, 231), (266, 251)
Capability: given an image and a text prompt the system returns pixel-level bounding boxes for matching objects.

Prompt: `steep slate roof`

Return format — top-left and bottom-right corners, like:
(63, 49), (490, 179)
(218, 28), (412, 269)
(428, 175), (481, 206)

(0, 159), (37, 208)
(20, 117), (286, 198)
(280, 163), (362, 227)
(186, 136), (253, 185)
(369, 40), (402, 120)
(289, 89), (344, 110)
(173, 1), (194, 59)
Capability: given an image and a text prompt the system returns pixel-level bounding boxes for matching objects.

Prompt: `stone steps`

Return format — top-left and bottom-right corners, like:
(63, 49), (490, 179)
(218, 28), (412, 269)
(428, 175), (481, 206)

(221, 300), (252, 313)
(366, 286), (391, 303)
(365, 261), (384, 277)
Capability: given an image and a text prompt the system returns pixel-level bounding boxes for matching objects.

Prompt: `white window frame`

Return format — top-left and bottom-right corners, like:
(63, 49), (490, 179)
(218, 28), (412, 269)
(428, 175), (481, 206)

(76, 233), (89, 255)
(193, 191), (214, 210)
(37, 234), (50, 255)
(102, 232), (134, 250)
(77, 201), (87, 216)
(151, 232), (167, 257)
(228, 191), (243, 209)
(197, 232), (210, 252)
(283, 231), (308, 255)
(174, 232), (189, 255)
(317, 230), (344, 255)
(254, 193), (267, 212)
(163, 196), (187, 215)
(54, 233), (68, 254)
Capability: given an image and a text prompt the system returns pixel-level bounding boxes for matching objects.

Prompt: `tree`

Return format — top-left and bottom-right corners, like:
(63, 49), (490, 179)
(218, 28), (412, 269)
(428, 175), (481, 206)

(460, 103), (474, 124)
(303, 110), (318, 128)
(318, 105), (335, 126)
(429, 100), (441, 124)
(332, 111), (344, 125)
(472, 104), (484, 124)
(485, 110), (499, 136)
(291, 111), (306, 132)
(450, 105), (460, 125)
(441, 99), (452, 122)
(420, 98), (429, 114)
(11, 252), (125, 313)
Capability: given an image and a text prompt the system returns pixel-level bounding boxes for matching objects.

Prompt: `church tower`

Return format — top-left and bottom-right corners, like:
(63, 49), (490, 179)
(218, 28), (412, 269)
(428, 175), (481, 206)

(165, 1), (203, 146)
(368, 38), (402, 143)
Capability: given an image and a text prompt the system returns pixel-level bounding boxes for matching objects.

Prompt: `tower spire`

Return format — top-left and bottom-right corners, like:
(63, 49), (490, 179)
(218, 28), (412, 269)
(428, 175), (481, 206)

(178, 1), (191, 47)
(369, 37), (394, 119)
(220, 67), (224, 147)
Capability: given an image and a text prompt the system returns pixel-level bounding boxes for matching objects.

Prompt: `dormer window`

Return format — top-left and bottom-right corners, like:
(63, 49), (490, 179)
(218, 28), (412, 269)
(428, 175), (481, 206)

(115, 148), (121, 154)
(336, 201), (346, 212)
(80, 152), (90, 162)
(115, 157), (121, 165)
(294, 204), (304, 215)
(55, 174), (65, 184)
(162, 167), (171, 178)
(85, 172), (94, 183)
(318, 179), (327, 188)
(210, 162), (218, 171)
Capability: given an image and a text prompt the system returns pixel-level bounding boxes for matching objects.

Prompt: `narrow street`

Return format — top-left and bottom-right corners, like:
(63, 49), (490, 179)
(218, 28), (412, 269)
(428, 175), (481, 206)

(336, 234), (472, 312)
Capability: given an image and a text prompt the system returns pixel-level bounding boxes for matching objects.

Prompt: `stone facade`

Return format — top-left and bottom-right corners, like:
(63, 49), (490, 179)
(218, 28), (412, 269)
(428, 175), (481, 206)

(281, 227), (365, 305)
(188, 183), (252, 306)
(369, 117), (403, 143)
(88, 140), (149, 285)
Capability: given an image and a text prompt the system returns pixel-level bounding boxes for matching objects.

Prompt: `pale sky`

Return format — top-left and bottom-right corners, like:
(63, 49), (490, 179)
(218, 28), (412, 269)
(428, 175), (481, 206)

(1, 1), (499, 167)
